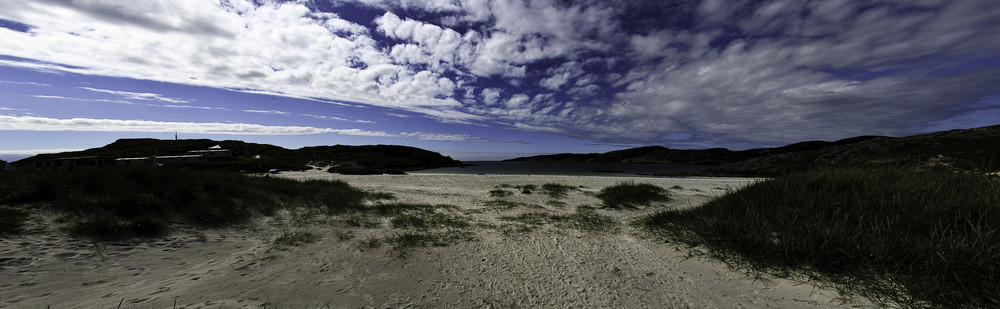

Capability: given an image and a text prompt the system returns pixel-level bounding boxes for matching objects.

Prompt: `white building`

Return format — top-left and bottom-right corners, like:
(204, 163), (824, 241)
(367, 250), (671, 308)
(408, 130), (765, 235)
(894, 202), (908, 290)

(115, 157), (155, 166)
(187, 149), (232, 158)
(154, 155), (207, 165)
(187, 145), (233, 158)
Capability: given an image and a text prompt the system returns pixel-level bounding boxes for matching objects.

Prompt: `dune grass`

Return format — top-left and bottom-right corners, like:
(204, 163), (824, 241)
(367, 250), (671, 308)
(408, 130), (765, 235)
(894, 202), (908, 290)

(500, 206), (620, 234)
(488, 188), (513, 197)
(273, 230), (320, 247)
(541, 183), (577, 199)
(384, 229), (475, 254)
(0, 167), (382, 239)
(637, 167), (1000, 308)
(332, 202), (475, 254)
(483, 200), (543, 211)
(596, 181), (670, 209)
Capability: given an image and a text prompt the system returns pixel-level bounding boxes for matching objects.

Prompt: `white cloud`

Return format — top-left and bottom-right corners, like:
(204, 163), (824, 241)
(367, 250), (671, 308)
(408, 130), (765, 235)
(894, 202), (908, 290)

(79, 87), (190, 103)
(630, 31), (676, 60)
(0, 80), (50, 86)
(242, 109), (290, 115)
(480, 88), (501, 105)
(0, 114), (494, 142)
(375, 12), (469, 71)
(163, 104), (228, 110)
(302, 113), (376, 124)
(539, 61), (585, 90)
(0, 0), (464, 119)
(33, 94), (134, 104)
(0, 114), (335, 135)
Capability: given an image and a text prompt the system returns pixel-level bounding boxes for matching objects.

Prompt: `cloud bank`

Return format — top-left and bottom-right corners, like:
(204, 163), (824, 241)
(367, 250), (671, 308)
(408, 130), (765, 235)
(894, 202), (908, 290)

(0, 115), (484, 142)
(1, 0), (998, 147)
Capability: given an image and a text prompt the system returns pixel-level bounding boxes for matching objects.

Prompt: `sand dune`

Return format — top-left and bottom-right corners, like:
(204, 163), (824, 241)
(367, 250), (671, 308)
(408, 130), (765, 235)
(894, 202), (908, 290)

(0, 171), (873, 308)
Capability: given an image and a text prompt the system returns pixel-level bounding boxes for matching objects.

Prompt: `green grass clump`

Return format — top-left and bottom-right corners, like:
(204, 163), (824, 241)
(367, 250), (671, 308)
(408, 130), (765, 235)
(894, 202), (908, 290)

(0, 205), (29, 236)
(389, 209), (470, 230)
(558, 206), (620, 233)
(274, 230), (320, 247)
(498, 184), (537, 191)
(492, 184), (541, 196)
(483, 200), (543, 211)
(346, 203), (474, 255)
(638, 167), (1000, 308)
(596, 181), (670, 209)
(541, 183), (576, 199)
(500, 206), (619, 234)
(355, 236), (382, 250)
(488, 188), (513, 197)
(384, 229), (474, 252)
(0, 167), (374, 239)
(337, 213), (382, 228)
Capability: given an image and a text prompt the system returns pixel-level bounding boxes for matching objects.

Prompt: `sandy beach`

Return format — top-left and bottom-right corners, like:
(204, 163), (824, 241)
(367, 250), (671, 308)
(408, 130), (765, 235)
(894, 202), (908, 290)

(0, 171), (873, 308)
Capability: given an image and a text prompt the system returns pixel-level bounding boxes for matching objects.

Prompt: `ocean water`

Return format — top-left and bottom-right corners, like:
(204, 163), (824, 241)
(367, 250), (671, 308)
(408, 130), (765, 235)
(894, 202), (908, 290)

(409, 161), (712, 177)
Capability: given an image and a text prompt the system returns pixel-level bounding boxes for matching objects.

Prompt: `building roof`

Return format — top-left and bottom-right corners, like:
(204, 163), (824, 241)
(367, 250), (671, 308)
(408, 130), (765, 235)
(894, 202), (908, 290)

(156, 155), (205, 159)
(115, 157), (152, 161)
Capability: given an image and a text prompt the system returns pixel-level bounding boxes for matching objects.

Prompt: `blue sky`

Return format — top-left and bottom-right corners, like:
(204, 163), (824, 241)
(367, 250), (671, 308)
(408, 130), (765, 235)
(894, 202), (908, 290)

(1, 0), (999, 161)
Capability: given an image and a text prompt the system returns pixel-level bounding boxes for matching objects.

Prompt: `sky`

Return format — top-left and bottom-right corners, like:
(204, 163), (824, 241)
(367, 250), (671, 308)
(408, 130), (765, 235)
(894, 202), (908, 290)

(1, 0), (999, 162)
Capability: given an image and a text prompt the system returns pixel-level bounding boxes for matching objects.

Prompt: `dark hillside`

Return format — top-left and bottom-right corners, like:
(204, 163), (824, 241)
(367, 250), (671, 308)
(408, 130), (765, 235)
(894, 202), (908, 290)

(303, 145), (463, 174)
(712, 125), (1000, 176)
(13, 139), (462, 174)
(508, 125), (1000, 176)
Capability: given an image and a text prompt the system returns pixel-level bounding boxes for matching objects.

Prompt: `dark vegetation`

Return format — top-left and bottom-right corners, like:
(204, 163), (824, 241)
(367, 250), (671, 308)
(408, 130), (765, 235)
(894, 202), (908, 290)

(0, 205), (28, 236)
(0, 167), (381, 239)
(314, 145), (463, 175)
(638, 167), (1000, 308)
(596, 181), (670, 209)
(343, 202), (474, 255)
(541, 183), (577, 199)
(13, 138), (463, 174)
(489, 183), (578, 199)
(509, 124), (1000, 177)
(500, 206), (620, 234)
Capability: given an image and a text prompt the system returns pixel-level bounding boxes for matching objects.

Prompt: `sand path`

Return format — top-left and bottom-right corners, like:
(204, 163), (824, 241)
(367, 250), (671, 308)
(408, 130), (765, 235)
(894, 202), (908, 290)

(0, 172), (872, 308)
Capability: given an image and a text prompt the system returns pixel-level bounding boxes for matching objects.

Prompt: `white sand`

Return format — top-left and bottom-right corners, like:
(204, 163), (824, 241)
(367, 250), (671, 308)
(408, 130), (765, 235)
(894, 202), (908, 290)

(0, 171), (874, 308)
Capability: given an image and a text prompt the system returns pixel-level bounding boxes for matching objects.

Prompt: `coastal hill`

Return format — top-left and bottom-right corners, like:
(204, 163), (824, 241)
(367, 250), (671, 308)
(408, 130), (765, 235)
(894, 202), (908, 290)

(14, 138), (463, 174)
(509, 124), (1000, 176)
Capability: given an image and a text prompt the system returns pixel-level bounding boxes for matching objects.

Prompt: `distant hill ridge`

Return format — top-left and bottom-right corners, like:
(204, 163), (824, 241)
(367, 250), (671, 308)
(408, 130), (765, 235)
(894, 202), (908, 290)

(509, 125), (1000, 176)
(14, 139), (463, 174)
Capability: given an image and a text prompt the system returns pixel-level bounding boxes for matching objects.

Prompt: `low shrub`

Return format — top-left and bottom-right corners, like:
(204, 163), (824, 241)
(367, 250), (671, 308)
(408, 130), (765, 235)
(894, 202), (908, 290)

(596, 181), (670, 208)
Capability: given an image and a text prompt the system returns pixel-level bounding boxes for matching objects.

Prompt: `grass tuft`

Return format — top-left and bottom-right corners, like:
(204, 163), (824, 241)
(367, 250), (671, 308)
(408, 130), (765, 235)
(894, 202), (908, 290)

(500, 206), (619, 234)
(0, 205), (29, 236)
(541, 183), (577, 199)
(384, 229), (474, 250)
(596, 181), (670, 209)
(488, 188), (513, 197)
(355, 236), (382, 250)
(274, 230), (320, 247)
(483, 200), (543, 211)
(638, 167), (1000, 308)
(389, 207), (470, 230)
